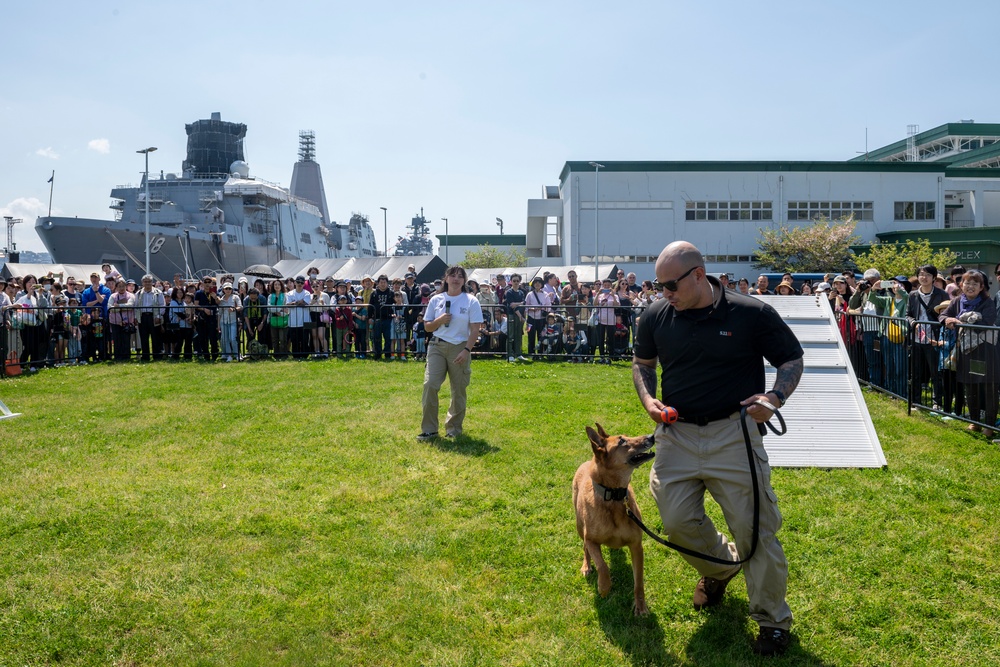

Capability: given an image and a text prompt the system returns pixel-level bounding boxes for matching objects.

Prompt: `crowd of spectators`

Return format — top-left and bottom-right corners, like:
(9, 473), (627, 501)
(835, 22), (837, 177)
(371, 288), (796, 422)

(1, 265), (672, 369)
(5, 261), (1000, 436)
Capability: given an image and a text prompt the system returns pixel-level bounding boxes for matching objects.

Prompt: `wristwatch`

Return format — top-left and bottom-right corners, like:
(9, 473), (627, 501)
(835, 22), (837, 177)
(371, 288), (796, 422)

(768, 389), (786, 407)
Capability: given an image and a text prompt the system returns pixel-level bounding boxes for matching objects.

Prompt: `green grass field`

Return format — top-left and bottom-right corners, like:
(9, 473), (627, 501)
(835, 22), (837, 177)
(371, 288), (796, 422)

(1, 360), (998, 666)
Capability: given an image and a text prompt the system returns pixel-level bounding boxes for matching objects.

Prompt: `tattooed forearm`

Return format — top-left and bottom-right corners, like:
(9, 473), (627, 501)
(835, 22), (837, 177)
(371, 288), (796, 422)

(772, 357), (803, 398)
(632, 361), (659, 404)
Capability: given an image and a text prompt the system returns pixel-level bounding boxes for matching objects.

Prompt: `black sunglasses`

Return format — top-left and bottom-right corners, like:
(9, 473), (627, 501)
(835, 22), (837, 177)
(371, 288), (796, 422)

(653, 266), (698, 292)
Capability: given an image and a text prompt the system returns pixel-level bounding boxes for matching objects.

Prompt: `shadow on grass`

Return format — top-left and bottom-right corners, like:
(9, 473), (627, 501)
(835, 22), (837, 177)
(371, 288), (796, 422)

(429, 434), (499, 457)
(686, 597), (832, 666)
(593, 549), (680, 667)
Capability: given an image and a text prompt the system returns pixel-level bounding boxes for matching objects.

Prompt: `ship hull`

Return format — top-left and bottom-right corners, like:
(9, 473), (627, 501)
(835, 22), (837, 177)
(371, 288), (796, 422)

(36, 216), (292, 279)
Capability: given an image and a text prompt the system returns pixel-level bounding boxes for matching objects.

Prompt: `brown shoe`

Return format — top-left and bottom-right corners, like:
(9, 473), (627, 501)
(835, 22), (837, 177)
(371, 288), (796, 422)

(967, 423), (982, 433)
(692, 568), (741, 610)
(983, 428), (997, 439)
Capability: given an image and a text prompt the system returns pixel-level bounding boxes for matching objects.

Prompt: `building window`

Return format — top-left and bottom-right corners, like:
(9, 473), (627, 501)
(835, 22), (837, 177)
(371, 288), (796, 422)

(685, 201), (772, 221)
(787, 201), (873, 222)
(300, 232), (312, 244)
(894, 201), (935, 221)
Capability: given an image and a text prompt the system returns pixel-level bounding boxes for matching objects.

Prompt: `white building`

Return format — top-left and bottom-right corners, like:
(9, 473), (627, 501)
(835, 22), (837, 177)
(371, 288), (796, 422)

(526, 122), (1000, 280)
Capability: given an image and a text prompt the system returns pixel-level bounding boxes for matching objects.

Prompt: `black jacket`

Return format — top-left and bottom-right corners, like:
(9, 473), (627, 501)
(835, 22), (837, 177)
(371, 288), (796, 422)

(906, 287), (948, 331)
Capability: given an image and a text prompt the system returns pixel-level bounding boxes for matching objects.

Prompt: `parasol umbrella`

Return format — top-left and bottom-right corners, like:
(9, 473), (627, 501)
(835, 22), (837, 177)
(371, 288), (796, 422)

(243, 264), (283, 279)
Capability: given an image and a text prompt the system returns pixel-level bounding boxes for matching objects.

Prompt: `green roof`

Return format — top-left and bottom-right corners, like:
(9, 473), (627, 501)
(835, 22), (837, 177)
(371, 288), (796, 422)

(434, 235), (526, 245)
(847, 123), (1000, 163)
(940, 141), (1000, 167)
(560, 160), (946, 183)
(852, 226), (1000, 265)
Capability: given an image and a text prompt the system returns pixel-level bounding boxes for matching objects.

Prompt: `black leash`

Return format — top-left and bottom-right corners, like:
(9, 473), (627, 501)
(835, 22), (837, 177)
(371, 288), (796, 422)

(624, 403), (786, 565)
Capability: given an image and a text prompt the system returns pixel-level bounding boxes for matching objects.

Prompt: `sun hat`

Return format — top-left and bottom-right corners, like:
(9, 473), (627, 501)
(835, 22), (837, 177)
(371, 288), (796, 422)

(776, 279), (795, 294)
(816, 282), (832, 292)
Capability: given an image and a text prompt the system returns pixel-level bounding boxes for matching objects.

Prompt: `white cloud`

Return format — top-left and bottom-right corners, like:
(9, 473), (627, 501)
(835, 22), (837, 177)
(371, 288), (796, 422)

(88, 138), (110, 154)
(1, 197), (48, 220)
(35, 147), (59, 160)
(0, 197), (51, 252)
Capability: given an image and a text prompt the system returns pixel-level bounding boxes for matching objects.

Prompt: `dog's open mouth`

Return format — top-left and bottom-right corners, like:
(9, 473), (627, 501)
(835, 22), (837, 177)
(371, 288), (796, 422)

(628, 438), (656, 466)
(629, 450), (656, 466)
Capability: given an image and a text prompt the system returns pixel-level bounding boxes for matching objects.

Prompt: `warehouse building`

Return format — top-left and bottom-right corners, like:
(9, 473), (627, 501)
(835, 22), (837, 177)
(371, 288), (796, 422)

(525, 122), (1000, 279)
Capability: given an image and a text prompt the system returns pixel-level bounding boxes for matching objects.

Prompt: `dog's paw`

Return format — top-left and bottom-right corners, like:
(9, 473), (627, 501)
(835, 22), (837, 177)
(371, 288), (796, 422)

(581, 564), (594, 577)
(634, 601), (649, 616)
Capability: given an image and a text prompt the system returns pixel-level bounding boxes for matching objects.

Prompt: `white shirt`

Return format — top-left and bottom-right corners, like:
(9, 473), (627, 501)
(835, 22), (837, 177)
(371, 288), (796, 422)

(135, 288), (165, 313)
(426, 291), (483, 345)
(285, 288), (312, 327)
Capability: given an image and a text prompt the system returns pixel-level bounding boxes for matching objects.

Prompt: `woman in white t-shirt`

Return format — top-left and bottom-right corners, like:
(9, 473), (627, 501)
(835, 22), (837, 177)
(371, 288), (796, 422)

(418, 266), (484, 441)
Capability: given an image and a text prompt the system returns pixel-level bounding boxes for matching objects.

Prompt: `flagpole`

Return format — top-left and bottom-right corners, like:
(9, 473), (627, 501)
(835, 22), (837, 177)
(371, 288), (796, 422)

(47, 170), (54, 218)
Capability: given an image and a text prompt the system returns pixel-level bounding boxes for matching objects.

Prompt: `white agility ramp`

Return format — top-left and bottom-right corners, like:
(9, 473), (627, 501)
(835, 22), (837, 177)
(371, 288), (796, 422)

(756, 295), (886, 468)
(0, 397), (21, 421)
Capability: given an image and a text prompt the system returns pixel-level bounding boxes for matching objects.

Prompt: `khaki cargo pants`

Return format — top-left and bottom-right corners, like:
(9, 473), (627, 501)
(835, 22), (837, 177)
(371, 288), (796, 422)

(649, 412), (792, 630)
(421, 338), (472, 436)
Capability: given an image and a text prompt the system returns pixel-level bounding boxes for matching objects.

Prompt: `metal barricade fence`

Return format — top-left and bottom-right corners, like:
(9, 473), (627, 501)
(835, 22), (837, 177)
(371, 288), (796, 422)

(0, 299), (652, 373)
(496, 302), (642, 362)
(837, 311), (1000, 432)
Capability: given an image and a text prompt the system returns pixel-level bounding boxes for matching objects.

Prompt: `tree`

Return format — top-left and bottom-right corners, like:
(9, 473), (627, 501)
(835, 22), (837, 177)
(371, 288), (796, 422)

(852, 239), (959, 280)
(461, 243), (527, 269)
(753, 217), (861, 272)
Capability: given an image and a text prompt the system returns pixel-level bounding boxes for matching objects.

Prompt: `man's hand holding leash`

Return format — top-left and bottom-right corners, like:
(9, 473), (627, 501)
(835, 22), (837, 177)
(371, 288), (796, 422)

(741, 393), (780, 424)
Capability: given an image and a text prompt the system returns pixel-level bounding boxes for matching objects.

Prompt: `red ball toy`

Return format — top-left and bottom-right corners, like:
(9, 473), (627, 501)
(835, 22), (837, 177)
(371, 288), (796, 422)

(660, 406), (679, 424)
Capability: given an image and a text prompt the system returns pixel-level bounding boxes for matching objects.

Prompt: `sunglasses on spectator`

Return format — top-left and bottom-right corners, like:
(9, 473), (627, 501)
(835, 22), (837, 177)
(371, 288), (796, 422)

(652, 266), (698, 292)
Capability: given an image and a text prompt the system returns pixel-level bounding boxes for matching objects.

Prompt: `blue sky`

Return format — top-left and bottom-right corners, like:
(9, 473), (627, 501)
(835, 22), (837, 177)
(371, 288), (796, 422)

(3, 0), (999, 254)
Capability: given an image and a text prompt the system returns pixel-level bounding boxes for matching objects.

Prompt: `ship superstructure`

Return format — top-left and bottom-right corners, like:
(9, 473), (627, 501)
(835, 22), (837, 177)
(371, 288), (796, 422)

(35, 113), (377, 279)
(393, 208), (435, 256)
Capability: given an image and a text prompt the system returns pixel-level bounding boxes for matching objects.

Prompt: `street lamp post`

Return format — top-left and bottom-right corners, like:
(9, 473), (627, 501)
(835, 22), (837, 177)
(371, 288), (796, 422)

(379, 207), (388, 257)
(137, 147), (158, 275)
(496, 217), (503, 235)
(589, 162), (604, 282)
(440, 218), (449, 263)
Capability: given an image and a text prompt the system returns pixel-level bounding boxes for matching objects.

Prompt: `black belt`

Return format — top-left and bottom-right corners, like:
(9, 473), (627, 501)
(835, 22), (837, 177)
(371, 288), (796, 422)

(676, 408), (739, 426)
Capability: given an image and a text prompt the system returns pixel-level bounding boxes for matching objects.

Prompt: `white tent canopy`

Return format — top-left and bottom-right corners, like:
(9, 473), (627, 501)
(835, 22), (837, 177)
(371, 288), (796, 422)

(1, 262), (120, 282)
(237, 255), (448, 284)
(467, 264), (620, 286)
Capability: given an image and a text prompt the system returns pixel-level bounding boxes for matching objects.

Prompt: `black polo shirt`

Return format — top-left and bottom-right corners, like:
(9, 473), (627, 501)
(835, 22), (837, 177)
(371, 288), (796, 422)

(634, 277), (802, 419)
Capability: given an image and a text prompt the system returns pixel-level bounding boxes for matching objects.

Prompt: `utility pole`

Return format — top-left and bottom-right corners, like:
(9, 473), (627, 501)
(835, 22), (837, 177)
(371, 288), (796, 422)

(441, 217), (449, 263)
(589, 162), (605, 282)
(137, 147), (158, 274)
(380, 207), (388, 257)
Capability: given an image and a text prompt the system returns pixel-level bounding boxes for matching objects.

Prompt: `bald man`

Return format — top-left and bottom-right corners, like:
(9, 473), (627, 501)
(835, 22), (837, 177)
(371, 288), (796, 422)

(632, 241), (804, 656)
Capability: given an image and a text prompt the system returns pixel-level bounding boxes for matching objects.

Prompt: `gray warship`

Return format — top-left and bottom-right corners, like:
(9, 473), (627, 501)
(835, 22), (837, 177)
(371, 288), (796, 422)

(393, 209), (435, 256)
(35, 113), (378, 279)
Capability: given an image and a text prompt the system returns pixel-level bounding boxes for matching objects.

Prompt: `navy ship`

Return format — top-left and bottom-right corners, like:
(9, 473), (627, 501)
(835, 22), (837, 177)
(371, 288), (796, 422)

(393, 208), (435, 256)
(35, 113), (378, 279)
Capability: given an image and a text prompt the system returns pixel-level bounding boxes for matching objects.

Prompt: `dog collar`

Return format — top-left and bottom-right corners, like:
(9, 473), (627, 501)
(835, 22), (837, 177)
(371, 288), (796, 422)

(592, 481), (629, 502)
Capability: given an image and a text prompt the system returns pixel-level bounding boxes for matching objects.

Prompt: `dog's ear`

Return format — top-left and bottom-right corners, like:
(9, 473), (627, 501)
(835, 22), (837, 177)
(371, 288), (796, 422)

(586, 425), (606, 457)
(596, 423), (609, 439)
